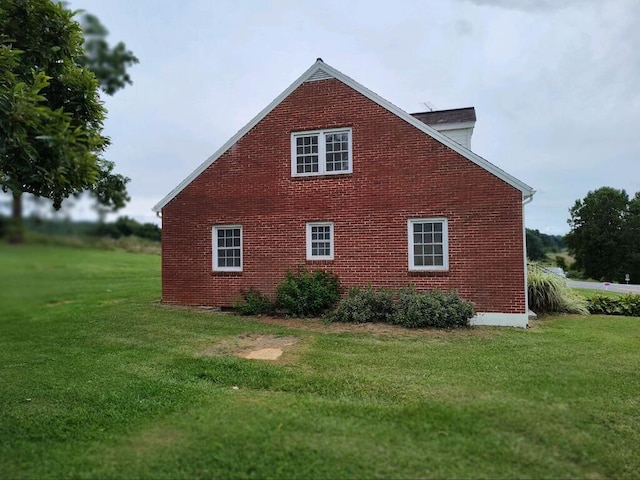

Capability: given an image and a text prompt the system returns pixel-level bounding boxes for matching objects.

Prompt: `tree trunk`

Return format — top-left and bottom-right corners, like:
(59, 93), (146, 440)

(8, 190), (24, 244)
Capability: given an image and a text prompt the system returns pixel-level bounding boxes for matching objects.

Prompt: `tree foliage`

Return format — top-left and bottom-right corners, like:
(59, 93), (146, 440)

(0, 0), (136, 242)
(0, 1), (107, 207)
(78, 13), (139, 96)
(565, 187), (640, 282)
(526, 228), (564, 261)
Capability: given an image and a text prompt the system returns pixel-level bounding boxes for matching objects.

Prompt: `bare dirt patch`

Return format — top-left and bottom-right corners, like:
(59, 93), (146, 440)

(197, 334), (301, 361)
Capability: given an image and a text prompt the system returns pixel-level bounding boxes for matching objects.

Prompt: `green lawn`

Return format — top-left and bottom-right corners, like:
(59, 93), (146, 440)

(1, 245), (639, 479)
(572, 287), (625, 298)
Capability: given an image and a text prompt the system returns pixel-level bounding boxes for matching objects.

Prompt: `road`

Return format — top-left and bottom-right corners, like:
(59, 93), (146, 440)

(567, 280), (640, 294)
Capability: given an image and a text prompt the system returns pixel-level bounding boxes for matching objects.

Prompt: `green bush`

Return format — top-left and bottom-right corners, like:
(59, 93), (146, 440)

(326, 286), (395, 324)
(276, 267), (341, 317)
(391, 287), (474, 329)
(234, 288), (275, 316)
(327, 286), (474, 329)
(528, 267), (589, 315)
(587, 294), (640, 317)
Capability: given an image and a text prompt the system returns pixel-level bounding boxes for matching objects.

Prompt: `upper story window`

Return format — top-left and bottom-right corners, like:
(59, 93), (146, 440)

(306, 222), (334, 260)
(213, 225), (242, 272)
(408, 218), (449, 271)
(291, 128), (352, 177)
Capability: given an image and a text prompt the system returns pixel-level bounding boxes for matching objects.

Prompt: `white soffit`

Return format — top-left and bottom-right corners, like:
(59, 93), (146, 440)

(153, 60), (534, 212)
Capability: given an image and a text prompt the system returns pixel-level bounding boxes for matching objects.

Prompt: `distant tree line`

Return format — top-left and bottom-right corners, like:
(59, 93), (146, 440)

(0, 215), (160, 242)
(93, 216), (160, 241)
(526, 228), (564, 261)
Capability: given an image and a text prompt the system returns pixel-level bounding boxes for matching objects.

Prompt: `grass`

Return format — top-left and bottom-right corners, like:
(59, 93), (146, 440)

(24, 231), (161, 254)
(573, 287), (626, 298)
(1, 245), (639, 479)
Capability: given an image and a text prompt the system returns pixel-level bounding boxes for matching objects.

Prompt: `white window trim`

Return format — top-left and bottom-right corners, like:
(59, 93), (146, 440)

(212, 224), (243, 272)
(306, 222), (334, 260)
(291, 128), (353, 177)
(408, 218), (449, 271)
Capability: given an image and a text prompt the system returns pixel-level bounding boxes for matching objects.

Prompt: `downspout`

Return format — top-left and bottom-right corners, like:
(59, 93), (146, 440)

(522, 193), (535, 325)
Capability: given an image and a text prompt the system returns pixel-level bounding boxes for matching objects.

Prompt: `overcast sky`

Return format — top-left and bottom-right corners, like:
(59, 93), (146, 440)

(48, 0), (640, 234)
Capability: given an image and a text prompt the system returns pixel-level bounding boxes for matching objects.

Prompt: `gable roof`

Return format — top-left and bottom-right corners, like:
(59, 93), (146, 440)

(411, 107), (476, 126)
(153, 60), (534, 212)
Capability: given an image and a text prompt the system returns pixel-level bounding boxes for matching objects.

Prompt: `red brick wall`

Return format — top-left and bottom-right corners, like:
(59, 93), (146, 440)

(161, 79), (526, 314)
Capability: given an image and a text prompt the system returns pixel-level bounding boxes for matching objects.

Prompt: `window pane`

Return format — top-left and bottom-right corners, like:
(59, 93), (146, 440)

(309, 223), (332, 258)
(410, 220), (446, 269)
(325, 131), (350, 172)
(215, 227), (241, 270)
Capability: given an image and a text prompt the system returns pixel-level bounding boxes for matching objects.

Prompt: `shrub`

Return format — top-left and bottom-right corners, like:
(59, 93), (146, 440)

(327, 286), (474, 329)
(234, 288), (275, 316)
(587, 294), (640, 317)
(528, 268), (589, 315)
(391, 287), (475, 329)
(276, 267), (341, 317)
(326, 286), (395, 324)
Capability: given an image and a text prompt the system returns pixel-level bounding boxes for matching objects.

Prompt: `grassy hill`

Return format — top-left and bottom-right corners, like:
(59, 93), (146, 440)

(1, 245), (639, 479)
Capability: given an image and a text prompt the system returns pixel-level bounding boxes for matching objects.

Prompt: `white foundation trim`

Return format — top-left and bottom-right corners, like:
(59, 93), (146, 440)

(471, 312), (528, 328)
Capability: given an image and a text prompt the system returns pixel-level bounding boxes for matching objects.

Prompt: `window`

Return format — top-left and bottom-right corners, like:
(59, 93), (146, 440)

(306, 222), (334, 260)
(292, 128), (352, 177)
(408, 219), (448, 271)
(213, 225), (242, 271)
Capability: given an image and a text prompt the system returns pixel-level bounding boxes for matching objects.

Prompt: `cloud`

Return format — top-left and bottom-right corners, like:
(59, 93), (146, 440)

(460, 0), (586, 12)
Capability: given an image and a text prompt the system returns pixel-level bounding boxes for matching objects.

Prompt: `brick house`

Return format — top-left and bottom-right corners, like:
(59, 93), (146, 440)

(153, 59), (535, 327)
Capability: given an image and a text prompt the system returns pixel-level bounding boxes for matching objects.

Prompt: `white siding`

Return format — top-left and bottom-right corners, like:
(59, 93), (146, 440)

(433, 127), (474, 149)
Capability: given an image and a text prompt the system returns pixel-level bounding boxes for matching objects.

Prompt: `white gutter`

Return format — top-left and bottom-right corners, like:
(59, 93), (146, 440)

(522, 191), (535, 326)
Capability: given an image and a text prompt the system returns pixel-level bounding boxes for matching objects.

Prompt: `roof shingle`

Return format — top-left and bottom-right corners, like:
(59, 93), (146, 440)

(411, 107), (476, 126)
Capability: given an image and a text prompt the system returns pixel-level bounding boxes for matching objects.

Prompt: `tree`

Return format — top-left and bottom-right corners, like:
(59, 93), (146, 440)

(565, 187), (631, 281)
(0, 0), (137, 243)
(78, 13), (138, 95)
(526, 229), (546, 261)
(625, 192), (640, 283)
(525, 228), (565, 261)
